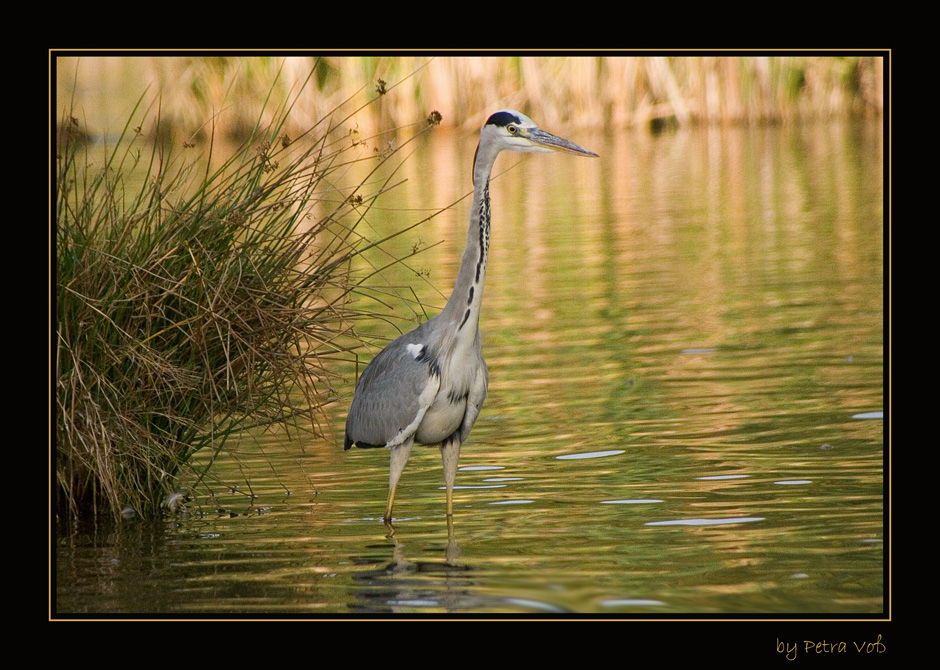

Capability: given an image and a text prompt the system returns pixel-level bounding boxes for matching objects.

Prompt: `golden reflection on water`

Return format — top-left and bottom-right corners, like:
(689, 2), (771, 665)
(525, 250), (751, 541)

(56, 120), (884, 616)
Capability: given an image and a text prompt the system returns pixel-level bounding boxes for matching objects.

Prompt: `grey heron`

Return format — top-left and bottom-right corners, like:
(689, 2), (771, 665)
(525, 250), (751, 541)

(344, 109), (597, 524)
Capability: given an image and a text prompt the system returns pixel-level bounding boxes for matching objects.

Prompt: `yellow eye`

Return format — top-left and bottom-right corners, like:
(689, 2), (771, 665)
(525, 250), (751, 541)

(507, 124), (517, 134)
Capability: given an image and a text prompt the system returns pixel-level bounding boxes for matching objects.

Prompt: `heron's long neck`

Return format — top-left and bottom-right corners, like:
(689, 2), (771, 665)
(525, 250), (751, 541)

(441, 142), (498, 340)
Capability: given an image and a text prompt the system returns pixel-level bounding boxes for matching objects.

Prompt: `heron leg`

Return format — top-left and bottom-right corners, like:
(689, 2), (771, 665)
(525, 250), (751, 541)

(385, 439), (413, 523)
(440, 437), (462, 518)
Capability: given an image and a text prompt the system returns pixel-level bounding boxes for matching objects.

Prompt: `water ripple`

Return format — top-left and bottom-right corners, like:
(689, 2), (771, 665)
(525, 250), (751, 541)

(645, 517), (765, 526)
(556, 450), (625, 460)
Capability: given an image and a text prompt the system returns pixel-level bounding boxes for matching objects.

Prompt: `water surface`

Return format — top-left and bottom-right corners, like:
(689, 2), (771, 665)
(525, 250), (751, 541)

(56, 120), (884, 616)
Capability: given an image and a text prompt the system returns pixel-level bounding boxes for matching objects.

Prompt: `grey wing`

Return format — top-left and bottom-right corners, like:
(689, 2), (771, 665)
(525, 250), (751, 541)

(344, 336), (441, 450)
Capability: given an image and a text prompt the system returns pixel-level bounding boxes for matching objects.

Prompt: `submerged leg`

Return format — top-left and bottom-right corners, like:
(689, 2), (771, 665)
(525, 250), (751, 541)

(440, 437), (462, 518)
(385, 439), (413, 523)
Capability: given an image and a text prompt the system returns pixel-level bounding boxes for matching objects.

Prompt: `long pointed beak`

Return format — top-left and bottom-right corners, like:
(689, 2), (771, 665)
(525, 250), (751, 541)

(527, 127), (598, 157)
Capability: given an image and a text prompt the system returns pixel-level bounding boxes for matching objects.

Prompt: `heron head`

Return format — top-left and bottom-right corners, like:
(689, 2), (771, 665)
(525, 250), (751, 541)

(483, 110), (598, 157)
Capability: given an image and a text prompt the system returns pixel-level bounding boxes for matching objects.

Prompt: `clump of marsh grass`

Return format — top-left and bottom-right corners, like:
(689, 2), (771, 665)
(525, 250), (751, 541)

(55, 74), (441, 522)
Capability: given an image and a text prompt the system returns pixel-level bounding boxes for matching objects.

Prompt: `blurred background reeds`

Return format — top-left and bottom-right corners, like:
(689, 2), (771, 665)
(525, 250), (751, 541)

(56, 53), (884, 143)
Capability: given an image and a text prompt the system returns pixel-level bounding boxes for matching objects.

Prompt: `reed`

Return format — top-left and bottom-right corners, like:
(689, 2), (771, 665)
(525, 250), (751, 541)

(56, 54), (884, 141)
(55, 67), (440, 521)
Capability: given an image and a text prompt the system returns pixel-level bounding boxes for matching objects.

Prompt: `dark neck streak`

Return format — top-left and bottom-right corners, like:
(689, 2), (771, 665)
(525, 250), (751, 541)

(443, 177), (490, 341)
(473, 180), (491, 287)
